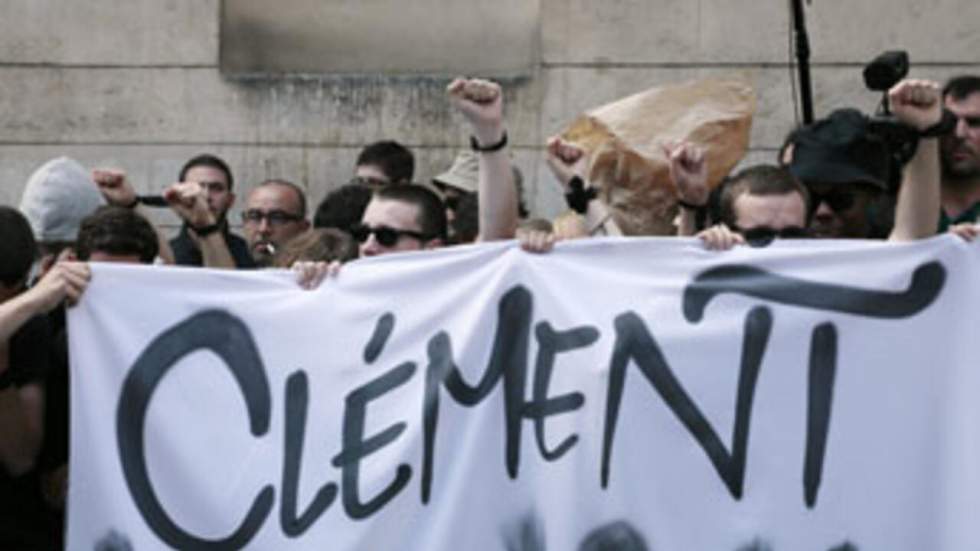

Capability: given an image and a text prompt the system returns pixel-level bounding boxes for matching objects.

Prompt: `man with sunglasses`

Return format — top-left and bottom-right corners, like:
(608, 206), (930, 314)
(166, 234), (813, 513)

(241, 179), (310, 267)
(354, 184), (447, 257)
(700, 79), (942, 249)
(789, 79), (941, 242)
(939, 75), (980, 231)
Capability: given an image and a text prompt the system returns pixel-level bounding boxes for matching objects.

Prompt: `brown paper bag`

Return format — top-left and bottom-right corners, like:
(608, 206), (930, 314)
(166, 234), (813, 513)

(561, 76), (756, 235)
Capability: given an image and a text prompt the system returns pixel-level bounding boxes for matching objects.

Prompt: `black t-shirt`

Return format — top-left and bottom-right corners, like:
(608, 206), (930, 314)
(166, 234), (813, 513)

(0, 314), (56, 550)
(170, 224), (256, 268)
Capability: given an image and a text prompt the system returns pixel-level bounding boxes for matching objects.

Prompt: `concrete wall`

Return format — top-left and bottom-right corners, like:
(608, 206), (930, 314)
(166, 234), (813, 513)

(1, 0), (978, 230)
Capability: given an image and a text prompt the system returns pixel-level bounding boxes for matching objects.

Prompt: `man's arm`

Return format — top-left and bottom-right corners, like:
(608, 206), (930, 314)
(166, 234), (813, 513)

(163, 182), (236, 268)
(887, 79), (943, 242)
(545, 136), (623, 236)
(93, 169), (175, 264)
(448, 78), (518, 241)
(0, 262), (89, 475)
(664, 141), (709, 237)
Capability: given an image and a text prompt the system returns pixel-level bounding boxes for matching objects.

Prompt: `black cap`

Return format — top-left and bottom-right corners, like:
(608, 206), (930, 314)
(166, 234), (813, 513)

(789, 109), (891, 190)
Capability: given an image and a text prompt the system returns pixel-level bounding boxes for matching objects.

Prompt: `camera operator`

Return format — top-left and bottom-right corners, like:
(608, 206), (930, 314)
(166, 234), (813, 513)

(787, 79), (942, 241)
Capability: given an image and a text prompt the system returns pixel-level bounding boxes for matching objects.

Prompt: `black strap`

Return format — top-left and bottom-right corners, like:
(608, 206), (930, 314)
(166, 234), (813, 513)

(565, 176), (597, 214)
(470, 131), (508, 153)
(190, 222), (221, 237)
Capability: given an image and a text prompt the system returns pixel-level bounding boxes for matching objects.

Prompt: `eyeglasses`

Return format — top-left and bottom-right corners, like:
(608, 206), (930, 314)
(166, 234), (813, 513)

(733, 225), (810, 247)
(241, 209), (303, 227)
(809, 190), (856, 214)
(350, 223), (430, 247)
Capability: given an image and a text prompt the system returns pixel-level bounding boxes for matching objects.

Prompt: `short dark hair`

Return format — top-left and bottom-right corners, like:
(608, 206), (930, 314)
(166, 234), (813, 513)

(273, 228), (358, 267)
(255, 179), (308, 218)
(356, 141), (415, 184)
(0, 206), (37, 288)
(179, 154), (234, 191)
(718, 165), (810, 227)
(943, 75), (980, 101)
(374, 184), (447, 242)
(314, 183), (373, 231)
(75, 206), (159, 263)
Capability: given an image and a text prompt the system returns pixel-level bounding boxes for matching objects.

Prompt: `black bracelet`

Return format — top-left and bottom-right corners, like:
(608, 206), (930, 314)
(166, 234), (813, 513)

(565, 176), (598, 214)
(470, 131), (508, 153)
(677, 198), (706, 210)
(190, 222), (221, 237)
(920, 109), (957, 138)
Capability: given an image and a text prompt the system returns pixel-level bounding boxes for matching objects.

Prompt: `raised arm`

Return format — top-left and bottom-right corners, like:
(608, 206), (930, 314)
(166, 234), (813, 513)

(664, 141), (710, 237)
(448, 77), (518, 241)
(545, 136), (622, 236)
(888, 79), (943, 242)
(93, 169), (175, 264)
(163, 182), (236, 268)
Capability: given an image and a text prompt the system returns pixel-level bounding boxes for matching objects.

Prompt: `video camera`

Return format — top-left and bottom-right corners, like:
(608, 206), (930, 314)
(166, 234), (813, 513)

(862, 50), (956, 189)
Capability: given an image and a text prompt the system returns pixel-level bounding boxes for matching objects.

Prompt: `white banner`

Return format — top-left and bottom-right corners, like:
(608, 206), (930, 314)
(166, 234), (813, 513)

(68, 237), (980, 551)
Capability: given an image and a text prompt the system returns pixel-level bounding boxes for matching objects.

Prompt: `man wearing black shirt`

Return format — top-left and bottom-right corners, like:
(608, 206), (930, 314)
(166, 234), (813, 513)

(167, 154), (255, 268)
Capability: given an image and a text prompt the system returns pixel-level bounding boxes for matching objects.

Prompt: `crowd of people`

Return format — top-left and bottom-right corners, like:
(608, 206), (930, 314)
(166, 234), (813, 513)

(1, 71), (979, 548)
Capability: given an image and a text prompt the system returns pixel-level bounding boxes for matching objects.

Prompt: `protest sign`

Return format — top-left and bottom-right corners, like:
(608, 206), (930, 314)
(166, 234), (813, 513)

(68, 237), (980, 550)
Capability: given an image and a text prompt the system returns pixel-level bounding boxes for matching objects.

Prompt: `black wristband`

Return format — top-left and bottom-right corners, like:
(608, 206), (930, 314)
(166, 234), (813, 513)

(470, 131), (508, 153)
(565, 176), (598, 214)
(677, 198), (706, 210)
(920, 109), (957, 138)
(190, 222), (221, 237)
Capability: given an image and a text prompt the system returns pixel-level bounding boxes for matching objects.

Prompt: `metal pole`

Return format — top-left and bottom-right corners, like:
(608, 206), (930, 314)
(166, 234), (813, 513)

(789, 0), (815, 124)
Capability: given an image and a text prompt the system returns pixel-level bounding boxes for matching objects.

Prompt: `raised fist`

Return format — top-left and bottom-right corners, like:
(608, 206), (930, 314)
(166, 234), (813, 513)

(889, 79), (942, 132)
(545, 136), (588, 190)
(163, 181), (214, 228)
(92, 168), (137, 207)
(663, 140), (709, 207)
(447, 77), (504, 144)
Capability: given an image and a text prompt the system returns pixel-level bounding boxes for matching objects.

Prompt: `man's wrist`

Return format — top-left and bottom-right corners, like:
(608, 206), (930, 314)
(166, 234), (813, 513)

(471, 124), (505, 148)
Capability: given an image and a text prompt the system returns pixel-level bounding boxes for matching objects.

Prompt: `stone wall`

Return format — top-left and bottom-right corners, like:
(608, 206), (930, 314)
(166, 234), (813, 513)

(1, 0), (978, 229)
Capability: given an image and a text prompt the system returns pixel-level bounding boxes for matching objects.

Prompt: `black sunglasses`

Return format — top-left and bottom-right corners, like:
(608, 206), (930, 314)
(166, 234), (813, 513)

(809, 190), (856, 214)
(350, 223), (430, 247)
(733, 225), (810, 247)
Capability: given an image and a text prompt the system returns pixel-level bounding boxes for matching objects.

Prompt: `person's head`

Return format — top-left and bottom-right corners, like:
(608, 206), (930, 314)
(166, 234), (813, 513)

(432, 150), (528, 224)
(941, 75), (980, 183)
(242, 179), (310, 266)
(0, 206), (37, 298)
(354, 140), (415, 187)
(75, 206), (158, 264)
(178, 154), (236, 221)
(356, 184), (447, 257)
(788, 109), (890, 239)
(273, 228), (358, 267)
(718, 164), (810, 244)
(18, 157), (106, 268)
(313, 183), (373, 232)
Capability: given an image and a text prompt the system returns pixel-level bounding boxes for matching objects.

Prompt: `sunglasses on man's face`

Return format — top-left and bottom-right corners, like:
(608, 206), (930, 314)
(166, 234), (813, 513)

(733, 225), (810, 247)
(809, 190), (856, 214)
(350, 223), (429, 247)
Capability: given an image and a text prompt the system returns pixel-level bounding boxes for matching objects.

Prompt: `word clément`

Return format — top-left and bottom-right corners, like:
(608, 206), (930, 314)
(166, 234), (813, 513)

(115, 261), (945, 549)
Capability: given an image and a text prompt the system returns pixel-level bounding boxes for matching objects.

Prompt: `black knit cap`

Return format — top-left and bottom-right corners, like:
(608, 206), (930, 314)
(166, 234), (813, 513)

(789, 108), (891, 190)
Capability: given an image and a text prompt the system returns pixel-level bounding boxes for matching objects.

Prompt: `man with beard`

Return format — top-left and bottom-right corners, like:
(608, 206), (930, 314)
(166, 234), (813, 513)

(167, 154), (254, 268)
(939, 76), (980, 230)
